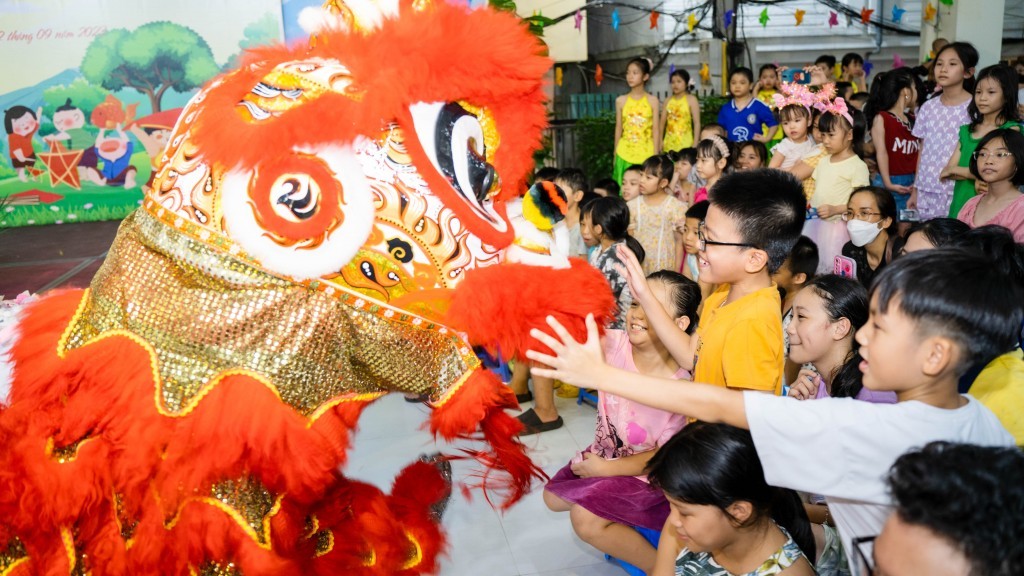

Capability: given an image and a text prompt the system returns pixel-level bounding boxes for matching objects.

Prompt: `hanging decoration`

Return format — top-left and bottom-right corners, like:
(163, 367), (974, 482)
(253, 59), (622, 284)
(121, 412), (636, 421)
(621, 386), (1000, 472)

(688, 13), (697, 32)
(924, 3), (937, 22)
(574, 9), (583, 30)
(828, 11), (839, 27)
(650, 10), (659, 29)
(891, 5), (906, 23)
(595, 64), (604, 86)
(611, 8), (620, 30)
(555, 66), (563, 87)
(863, 60), (874, 77)
(669, 63), (676, 75)
(938, 0), (953, 5)
(794, 9), (805, 26)
(699, 62), (710, 84)
(758, 7), (769, 27)
(893, 53), (905, 68)
(860, 7), (874, 24)
(724, 9), (735, 28)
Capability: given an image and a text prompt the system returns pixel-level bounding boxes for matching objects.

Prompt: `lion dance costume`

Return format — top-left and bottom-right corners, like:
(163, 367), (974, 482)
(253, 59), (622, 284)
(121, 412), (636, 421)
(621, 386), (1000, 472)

(0, 1), (615, 574)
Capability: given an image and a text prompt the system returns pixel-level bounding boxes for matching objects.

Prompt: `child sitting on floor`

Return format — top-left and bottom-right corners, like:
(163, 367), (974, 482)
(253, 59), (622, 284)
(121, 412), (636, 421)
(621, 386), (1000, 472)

(543, 271), (701, 574)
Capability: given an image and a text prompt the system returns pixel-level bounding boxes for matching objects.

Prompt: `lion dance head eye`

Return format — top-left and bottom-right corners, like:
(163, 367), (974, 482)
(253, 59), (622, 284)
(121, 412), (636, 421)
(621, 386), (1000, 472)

(221, 144), (375, 279)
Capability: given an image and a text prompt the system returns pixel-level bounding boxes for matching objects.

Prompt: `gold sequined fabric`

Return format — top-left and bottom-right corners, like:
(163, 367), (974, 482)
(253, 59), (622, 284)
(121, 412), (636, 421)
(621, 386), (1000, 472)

(195, 561), (243, 576)
(206, 477), (278, 546)
(0, 538), (28, 574)
(58, 205), (479, 419)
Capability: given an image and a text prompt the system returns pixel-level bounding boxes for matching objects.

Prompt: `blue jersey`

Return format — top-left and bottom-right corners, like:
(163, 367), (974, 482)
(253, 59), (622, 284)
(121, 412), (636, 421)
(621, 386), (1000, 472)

(717, 98), (777, 142)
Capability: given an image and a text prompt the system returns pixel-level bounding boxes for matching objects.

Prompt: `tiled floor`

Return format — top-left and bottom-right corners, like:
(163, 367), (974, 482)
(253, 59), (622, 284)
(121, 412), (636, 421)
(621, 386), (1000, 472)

(348, 393), (628, 576)
(1, 221), (633, 576)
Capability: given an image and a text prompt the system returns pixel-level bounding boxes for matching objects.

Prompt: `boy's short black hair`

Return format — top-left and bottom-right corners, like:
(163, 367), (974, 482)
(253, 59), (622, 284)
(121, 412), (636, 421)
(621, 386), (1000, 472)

(815, 55), (837, 69)
(848, 92), (870, 106)
(556, 167), (590, 196)
(888, 441), (1024, 576)
(674, 147), (697, 165)
(593, 178), (619, 197)
(533, 166), (560, 183)
(701, 123), (728, 139)
(708, 169), (807, 274)
(872, 249), (1024, 374)
(787, 235), (819, 280)
(685, 199), (709, 220)
(623, 164), (644, 176)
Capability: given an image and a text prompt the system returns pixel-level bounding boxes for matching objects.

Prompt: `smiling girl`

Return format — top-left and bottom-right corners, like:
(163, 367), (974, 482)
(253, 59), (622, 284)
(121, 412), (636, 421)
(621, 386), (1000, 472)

(956, 128), (1024, 242)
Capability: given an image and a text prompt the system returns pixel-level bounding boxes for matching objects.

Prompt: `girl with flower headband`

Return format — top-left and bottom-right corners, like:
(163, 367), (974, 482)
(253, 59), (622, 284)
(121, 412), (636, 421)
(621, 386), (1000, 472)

(804, 87), (870, 274)
(768, 83), (819, 171)
(692, 135), (731, 205)
(615, 58), (661, 185)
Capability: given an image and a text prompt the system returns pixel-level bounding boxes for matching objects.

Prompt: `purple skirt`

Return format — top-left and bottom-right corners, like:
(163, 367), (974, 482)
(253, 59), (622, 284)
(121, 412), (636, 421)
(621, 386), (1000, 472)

(545, 463), (670, 531)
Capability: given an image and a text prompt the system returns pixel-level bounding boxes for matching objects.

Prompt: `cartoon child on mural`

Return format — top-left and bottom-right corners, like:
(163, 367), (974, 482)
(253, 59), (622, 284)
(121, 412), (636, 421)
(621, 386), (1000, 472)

(43, 99), (93, 151)
(81, 124), (137, 188)
(4, 105), (45, 182)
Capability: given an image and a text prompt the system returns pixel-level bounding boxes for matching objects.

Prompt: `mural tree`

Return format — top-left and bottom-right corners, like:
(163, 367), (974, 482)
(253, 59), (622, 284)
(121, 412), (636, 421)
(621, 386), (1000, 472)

(80, 22), (220, 113)
(41, 78), (108, 121)
(224, 12), (282, 69)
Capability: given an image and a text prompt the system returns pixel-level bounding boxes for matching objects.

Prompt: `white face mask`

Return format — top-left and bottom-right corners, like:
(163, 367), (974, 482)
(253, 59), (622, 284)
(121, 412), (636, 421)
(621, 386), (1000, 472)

(847, 218), (883, 247)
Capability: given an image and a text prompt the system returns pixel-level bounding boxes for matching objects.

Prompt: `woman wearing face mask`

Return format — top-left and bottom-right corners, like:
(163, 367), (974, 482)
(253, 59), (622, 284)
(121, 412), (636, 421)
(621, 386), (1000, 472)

(840, 186), (898, 287)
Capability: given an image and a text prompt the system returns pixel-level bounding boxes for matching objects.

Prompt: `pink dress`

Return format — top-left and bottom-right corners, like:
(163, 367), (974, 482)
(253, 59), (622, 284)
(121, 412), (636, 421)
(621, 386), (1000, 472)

(957, 193), (1024, 242)
(912, 96), (971, 220)
(544, 330), (689, 530)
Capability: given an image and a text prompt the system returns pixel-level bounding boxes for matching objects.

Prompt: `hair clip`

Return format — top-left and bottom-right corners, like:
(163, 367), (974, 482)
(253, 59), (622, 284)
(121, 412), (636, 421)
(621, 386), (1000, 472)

(812, 83), (853, 125)
(705, 134), (730, 158)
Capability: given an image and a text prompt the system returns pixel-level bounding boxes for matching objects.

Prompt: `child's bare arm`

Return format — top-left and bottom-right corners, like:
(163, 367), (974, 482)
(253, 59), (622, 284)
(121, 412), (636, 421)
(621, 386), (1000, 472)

(689, 94), (701, 140)
(651, 95), (662, 154)
(528, 314), (748, 427)
(618, 244), (696, 369)
(651, 518), (682, 576)
(769, 150), (787, 168)
(614, 96), (625, 150)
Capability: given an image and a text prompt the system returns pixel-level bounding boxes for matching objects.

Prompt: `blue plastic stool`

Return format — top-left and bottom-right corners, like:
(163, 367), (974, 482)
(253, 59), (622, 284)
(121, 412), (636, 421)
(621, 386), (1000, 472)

(605, 526), (661, 575)
(577, 387), (598, 407)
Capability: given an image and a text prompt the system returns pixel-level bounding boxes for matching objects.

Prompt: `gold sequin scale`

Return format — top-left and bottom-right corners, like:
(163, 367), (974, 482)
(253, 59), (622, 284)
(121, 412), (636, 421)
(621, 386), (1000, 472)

(58, 208), (478, 419)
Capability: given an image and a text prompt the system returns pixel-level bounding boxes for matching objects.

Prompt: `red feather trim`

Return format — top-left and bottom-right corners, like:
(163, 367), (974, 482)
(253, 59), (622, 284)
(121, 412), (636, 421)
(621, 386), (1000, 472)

(445, 259), (617, 360)
(429, 369), (544, 510)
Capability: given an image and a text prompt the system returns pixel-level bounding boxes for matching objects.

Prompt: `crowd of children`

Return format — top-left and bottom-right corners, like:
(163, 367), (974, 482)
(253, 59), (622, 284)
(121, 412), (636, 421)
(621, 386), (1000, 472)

(515, 41), (1024, 576)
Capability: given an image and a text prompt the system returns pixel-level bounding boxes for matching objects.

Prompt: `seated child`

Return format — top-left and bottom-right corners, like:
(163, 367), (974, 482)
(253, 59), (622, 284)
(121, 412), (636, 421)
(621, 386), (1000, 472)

(529, 247), (1018, 556)
(543, 271), (701, 574)
(646, 422), (816, 576)
(667, 148), (697, 204)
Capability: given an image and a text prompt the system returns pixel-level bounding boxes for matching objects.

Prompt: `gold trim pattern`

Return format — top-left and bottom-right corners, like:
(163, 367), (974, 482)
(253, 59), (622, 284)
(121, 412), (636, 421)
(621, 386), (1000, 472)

(0, 538), (28, 576)
(166, 477), (282, 551)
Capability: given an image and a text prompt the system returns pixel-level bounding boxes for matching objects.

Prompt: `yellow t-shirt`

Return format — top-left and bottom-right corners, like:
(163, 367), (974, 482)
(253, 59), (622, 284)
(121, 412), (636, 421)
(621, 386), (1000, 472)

(617, 94), (655, 164)
(810, 154), (870, 219)
(692, 284), (784, 394)
(969, 349), (1024, 445)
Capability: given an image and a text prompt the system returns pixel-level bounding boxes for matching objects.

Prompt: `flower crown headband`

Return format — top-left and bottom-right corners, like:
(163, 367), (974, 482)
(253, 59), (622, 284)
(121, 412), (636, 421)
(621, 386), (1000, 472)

(771, 82), (816, 111)
(812, 83), (854, 126)
(704, 134), (730, 158)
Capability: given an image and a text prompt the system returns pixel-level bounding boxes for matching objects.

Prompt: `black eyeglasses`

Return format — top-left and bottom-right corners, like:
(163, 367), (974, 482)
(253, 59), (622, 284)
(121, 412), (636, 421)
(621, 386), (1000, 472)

(852, 535), (877, 576)
(697, 221), (756, 252)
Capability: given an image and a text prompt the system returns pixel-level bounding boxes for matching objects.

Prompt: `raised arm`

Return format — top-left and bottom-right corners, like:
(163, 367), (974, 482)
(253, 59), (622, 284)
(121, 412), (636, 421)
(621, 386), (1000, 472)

(527, 314), (749, 428)
(617, 244), (696, 369)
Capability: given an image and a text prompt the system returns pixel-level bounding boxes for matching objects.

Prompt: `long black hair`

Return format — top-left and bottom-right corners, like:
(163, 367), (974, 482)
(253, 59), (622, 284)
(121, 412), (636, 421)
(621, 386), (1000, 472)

(804, 275), (869, 398)
(647, 422), (815, 561)
(864, 68), (915, 130)
(582, 196), (645, 264)
(968, 64), (1021, 131)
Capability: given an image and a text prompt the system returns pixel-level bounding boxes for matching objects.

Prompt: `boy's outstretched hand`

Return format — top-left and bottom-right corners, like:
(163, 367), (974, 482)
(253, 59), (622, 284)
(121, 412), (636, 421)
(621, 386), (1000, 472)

(527, 314), (609, 389)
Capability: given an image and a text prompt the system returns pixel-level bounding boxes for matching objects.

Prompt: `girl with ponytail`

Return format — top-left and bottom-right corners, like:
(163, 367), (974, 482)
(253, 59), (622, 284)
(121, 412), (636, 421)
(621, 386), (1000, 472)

(645, 422), (815, 576)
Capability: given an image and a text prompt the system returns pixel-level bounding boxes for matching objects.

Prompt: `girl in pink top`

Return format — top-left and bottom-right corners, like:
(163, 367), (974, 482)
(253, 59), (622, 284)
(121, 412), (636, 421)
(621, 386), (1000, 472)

(543, 270), (700, 574)
(786, 275), (897, 404)
(957, 128), (1024, 242)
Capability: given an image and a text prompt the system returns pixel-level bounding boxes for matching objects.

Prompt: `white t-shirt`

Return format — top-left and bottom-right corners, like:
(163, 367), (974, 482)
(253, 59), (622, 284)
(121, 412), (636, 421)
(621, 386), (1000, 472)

(744, 392), (1014, 505)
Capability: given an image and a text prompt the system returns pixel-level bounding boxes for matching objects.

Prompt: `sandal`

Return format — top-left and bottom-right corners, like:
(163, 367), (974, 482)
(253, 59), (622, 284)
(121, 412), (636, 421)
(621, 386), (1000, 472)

(515, 390), (533, 404)
(516, 408), (563, 436)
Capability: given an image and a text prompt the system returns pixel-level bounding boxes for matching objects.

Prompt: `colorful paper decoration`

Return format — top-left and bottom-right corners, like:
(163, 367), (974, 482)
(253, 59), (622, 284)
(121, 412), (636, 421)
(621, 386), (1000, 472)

(860, 7), (874, 24)
(574, 9), (583, 30)
(893, 54), (905, 68)
(828, 11), (839, 27)
(925, 3), (937, 22)
(37, 142), (83, 190)
(595, 64), (604, 86)
(687, 13), (697, 32)
(724, 9), (735, 28)
(759, 8), (769, 27)
(669, 63), (676, 75)
(794, 9), (805, 25)
(891, 5), (907, 23)
(650, 10), (659, 29)
(611, 9), (619, 30)
(555, 66), (563, 87)
(939, 0), (953, 5)
(699, 62), (710, 84)
(863, 61), (874, 77)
